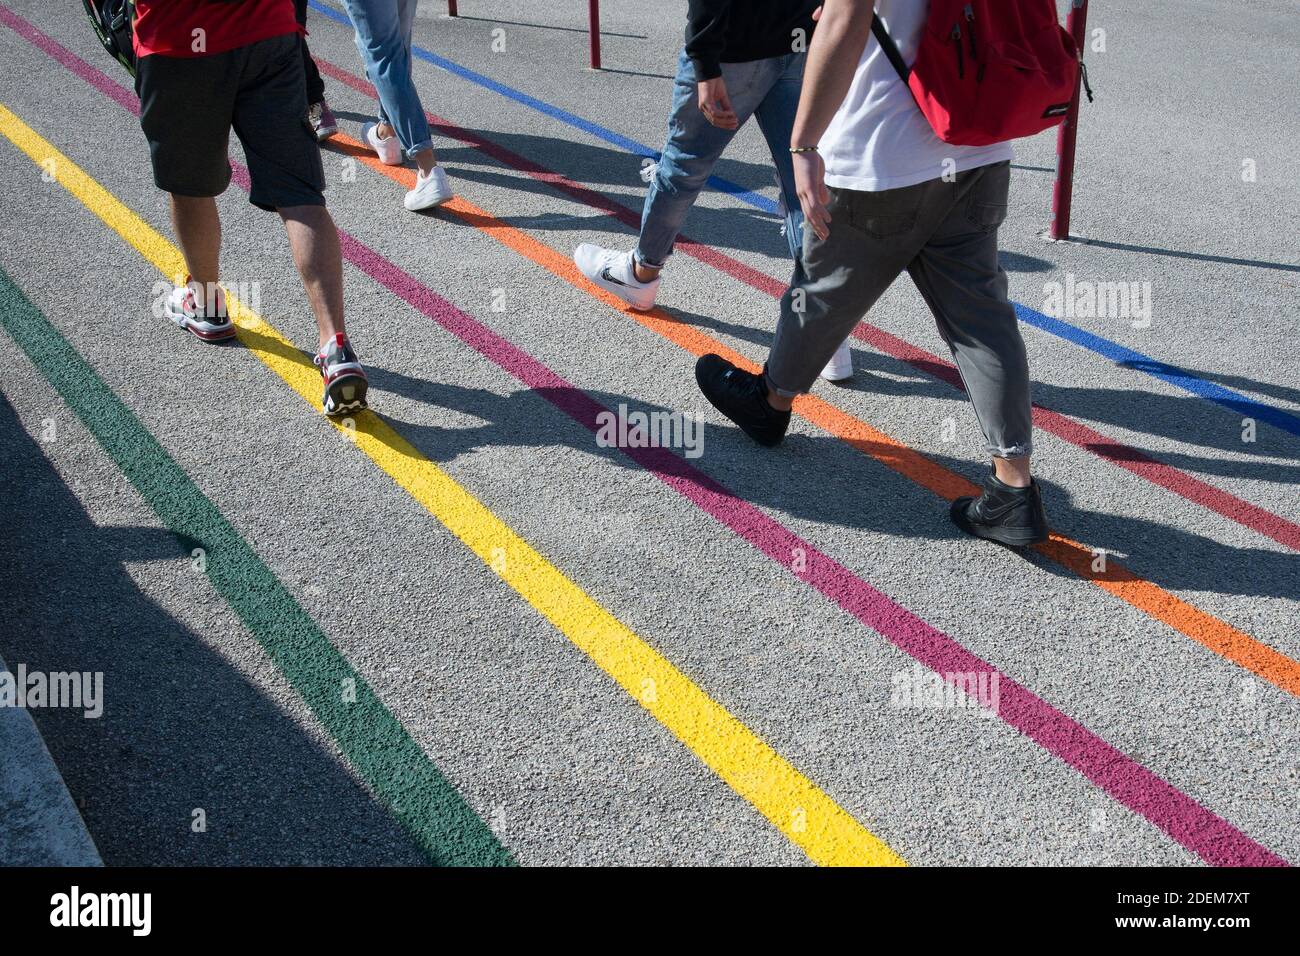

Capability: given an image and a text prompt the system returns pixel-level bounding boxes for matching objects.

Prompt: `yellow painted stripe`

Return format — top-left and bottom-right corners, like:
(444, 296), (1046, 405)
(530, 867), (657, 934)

(0, 102), (903, 867)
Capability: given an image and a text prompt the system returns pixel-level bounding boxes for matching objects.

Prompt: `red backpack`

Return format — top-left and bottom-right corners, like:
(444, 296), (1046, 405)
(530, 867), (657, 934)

(872, 1), (1081, 147)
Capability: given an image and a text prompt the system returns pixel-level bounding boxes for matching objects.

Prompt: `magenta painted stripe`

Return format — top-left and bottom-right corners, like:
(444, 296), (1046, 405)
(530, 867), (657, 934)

(314, 55), (1300, 554)
(338, 237), (1284, 868)
(315, 58), (789, 298)
(0, 6), (141, 115)
(8, 7), (1286, 866)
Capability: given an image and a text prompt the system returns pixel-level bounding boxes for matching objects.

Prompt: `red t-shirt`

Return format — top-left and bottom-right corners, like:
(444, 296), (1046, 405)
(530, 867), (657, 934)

(134, 0), (301, 58)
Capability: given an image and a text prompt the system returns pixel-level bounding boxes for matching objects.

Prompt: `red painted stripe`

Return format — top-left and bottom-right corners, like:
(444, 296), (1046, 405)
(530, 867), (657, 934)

(337, 228), (1284, 868)
(854, 324), (1300, 551)
(6, 8), (1288, 865)
(312, 57), (1300, 554)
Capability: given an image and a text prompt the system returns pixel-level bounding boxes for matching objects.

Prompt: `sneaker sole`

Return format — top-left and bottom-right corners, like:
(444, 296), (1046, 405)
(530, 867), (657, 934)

(325, 397), (367, 417)
(949, 496), (1049, 547)
(166, 306), (236, 342)
(324, 374), (369, 417)
(404, 191), (452, 212)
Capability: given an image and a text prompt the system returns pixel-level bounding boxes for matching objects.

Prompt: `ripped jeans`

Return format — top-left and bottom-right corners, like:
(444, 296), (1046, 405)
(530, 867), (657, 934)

(636, 48), (805, 269)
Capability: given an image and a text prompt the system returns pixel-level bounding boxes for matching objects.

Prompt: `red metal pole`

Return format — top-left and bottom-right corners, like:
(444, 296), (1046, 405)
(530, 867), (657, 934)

(447, 0), (458, 17)
(1050, 0), (1089, 240)
(588, 0), (601, 69)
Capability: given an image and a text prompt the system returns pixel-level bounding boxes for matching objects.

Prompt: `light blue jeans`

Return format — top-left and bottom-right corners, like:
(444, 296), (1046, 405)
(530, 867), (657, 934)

(637, 49), (806, 269)
(342, 0), (433, 158)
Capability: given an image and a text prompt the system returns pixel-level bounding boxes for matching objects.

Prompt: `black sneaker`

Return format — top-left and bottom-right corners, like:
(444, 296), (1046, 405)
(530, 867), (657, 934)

(950, 471), (1050, 547)
(694, 354), (790, 447)
(312, 333), (368, 417)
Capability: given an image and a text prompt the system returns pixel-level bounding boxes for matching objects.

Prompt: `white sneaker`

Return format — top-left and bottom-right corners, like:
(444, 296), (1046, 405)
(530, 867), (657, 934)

(573, 244), (660, 311)
(820, 339), (854, 382)
(404, 166), (453, 211)
(363, 122), (403, 166)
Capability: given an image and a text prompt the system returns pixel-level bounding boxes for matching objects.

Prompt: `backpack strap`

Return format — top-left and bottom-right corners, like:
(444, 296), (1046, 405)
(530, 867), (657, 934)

(870, 14), (911, 82)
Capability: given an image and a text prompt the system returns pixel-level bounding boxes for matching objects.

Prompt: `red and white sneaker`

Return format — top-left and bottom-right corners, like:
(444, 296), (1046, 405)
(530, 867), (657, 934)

(164, 277), (236, 342)
(313, 332), (368, 417)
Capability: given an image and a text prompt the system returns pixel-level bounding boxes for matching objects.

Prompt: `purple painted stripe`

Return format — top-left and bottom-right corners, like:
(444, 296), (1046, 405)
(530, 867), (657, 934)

(335, 237), (1286, 868)
(4, 4), (1285, 866)
(0, 7), (141, 115)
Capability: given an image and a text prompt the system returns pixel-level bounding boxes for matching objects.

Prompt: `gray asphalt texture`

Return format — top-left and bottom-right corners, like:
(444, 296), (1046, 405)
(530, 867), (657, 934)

(0, 0), (1296, 866)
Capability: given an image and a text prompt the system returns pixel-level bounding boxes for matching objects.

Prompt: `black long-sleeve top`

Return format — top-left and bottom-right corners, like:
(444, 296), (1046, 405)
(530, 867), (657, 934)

(685, 0), (822, 80)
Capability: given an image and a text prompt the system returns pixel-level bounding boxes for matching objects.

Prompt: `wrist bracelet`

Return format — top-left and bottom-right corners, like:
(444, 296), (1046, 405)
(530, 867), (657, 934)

(790, 145), (819, 154)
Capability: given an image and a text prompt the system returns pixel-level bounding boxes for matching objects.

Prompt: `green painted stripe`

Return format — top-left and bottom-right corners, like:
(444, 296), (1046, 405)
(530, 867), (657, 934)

(0, 266), (513, 866)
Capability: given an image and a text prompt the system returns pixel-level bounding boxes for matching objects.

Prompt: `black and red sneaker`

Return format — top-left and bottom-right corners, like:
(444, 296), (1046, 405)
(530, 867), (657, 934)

(164, 277), (236, 342)
(313, 332), (368, 417)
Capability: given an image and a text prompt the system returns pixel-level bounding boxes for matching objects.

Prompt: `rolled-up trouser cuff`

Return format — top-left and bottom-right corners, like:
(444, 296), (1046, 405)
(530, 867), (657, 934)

(404, 139), (434, 160)
(374, 112), (433, 160)
(763, 364), (802, 399)
(989, 442), (1033, 459)
(633, 248), (666, 271)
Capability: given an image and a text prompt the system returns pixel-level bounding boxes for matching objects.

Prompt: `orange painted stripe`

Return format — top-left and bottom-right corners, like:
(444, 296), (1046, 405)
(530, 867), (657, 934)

(329, 135), (1300, 698)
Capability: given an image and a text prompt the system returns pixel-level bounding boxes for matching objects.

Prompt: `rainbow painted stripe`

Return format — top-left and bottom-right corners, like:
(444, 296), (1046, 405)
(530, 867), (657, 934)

(0, 97), (901, 869)
(0, 6), (1289, 866)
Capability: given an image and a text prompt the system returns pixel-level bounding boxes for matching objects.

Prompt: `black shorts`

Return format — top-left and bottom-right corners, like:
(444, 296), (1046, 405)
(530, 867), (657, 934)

(136, 33), (326, 211)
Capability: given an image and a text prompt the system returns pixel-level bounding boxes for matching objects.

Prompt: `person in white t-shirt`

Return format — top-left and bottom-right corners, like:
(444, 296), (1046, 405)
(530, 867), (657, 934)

(694, 0), (1049, 547)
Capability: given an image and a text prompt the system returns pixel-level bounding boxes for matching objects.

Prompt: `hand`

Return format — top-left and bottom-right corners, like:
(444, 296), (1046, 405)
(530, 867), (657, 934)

(697, 77), (738, 130)
(793, 149), (831, 240)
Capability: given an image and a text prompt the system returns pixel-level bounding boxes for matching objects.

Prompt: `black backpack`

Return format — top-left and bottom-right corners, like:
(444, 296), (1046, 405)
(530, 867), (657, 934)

(82, 0), (136, 75)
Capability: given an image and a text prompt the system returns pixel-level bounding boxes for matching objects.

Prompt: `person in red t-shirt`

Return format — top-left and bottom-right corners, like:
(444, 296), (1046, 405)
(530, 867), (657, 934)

(134, 0), (369, 416)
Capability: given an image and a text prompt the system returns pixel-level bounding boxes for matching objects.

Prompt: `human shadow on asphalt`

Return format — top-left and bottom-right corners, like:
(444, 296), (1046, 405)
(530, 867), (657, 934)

(330, 123), (1069, 271)
(662, 306), (1300, 483)
(1116, 359), (1300, 410)
(439, 125), (788, 201)
(328, 115), (786, 221)
(319, 131), (806, 261)
(0, 392), (427, 865)
(1027, 381), (1300, 471)
(998, 250), (1056, 273)
(1072, 236), (1300, 275)
(418, 136), (797, 260)
(364, 366), (1299, 601)
(442, 159), (794, 259)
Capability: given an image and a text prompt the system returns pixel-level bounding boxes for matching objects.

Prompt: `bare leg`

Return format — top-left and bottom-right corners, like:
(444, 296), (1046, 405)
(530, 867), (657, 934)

(374, 122), (438, 175)
(169, 195), (221, 309)
(993, 455), (1031, 488)
(765, 383), (794, 413)
(412, 146), (437, 175)
(633, 259), (660, 283)
(278, 204), (345, 349)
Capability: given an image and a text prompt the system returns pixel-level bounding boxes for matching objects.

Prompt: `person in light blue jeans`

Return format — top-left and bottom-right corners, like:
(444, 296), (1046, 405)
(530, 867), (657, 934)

(573, 47), (853, 381)
(639, 49), (807, 268)
(342, 0), (453, 211)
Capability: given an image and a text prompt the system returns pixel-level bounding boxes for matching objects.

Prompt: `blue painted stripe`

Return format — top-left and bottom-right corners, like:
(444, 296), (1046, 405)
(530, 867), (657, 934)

(311, 0), (1300, 441)
(308, 0), (780, 214)
(1015, 304), (1300, 438)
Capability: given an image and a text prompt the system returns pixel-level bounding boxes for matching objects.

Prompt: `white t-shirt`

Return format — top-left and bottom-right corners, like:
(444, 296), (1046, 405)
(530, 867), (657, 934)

(820, 0), (1014, 192)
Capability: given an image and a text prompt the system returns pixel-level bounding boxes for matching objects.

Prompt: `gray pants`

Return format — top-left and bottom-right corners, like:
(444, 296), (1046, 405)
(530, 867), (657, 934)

(765, 161), (1033, 458)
